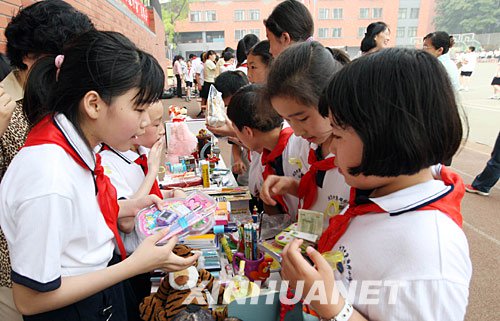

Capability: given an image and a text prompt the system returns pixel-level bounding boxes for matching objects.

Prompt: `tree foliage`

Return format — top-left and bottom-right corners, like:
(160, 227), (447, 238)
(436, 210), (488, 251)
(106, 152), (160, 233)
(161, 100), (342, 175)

(434, 0), (500, 34)
(161, 0), (189, 46)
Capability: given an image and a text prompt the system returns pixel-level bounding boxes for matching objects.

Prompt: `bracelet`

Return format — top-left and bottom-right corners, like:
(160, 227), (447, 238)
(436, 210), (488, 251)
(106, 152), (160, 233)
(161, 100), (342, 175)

(319, 299), (353, 321)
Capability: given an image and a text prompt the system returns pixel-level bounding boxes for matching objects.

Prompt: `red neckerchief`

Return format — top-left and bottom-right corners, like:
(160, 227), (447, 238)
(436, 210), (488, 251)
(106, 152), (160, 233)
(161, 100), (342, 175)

(239, 63), (248, 68)
(297, 147), (336, 209)
(24, 115), (127, 260)
(318, 166), (464, 253)
(134, 154), (163, 199)
(261, 127), (294, 212)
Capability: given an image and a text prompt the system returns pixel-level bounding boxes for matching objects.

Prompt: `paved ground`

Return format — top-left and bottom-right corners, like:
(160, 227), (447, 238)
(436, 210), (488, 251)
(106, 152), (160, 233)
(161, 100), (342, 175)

(163, 61), (500, 319)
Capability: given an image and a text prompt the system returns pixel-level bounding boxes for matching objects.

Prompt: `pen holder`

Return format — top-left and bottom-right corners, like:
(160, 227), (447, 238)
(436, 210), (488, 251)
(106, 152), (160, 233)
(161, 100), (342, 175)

(232, 252), (273, 283)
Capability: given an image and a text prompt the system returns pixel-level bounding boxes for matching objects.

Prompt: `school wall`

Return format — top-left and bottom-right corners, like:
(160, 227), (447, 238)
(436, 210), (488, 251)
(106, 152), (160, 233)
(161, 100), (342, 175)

(0, 0), (169, 75)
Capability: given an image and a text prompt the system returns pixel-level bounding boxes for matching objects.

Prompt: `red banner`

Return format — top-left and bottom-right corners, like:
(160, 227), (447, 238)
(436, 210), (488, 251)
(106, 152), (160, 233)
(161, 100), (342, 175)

(121, 0), (149, 25)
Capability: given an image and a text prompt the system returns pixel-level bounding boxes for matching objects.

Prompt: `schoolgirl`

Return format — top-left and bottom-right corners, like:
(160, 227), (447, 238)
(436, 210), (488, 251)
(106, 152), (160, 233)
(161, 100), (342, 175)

(264, 0), (314, 57)
(261, 41), (350, 228)
(0, 30), (198, 320)
(280, 48), (472, 321)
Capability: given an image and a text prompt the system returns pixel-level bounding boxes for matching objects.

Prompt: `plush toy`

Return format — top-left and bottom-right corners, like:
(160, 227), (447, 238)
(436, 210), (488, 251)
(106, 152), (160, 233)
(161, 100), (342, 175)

(139, 245), (227, 321)
(169, 105), (188, 122)
(165, 121), (197, 164)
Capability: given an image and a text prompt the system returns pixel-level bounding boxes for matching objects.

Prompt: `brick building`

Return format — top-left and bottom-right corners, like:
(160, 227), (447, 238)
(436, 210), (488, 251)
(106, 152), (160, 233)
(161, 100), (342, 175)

(172, 0), (436, 58)
(0, 0), (169, 73)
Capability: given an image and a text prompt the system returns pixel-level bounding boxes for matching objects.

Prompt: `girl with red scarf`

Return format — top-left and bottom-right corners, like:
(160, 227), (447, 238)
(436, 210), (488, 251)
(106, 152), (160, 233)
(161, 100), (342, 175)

(261, 41), (350, 226)
(279, 49), (472, 321)
(0, 31), (198, 321)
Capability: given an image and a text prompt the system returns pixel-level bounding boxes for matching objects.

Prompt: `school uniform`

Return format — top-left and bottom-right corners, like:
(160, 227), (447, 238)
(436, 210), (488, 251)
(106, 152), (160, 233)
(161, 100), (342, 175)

(0, 113), (126, 320)
(318, 165), (472, 320)
(297, 143), (350, 229)
(248, 126), (309, 220)
(100, 145), (161, 254)
(100, 145), (161, 320)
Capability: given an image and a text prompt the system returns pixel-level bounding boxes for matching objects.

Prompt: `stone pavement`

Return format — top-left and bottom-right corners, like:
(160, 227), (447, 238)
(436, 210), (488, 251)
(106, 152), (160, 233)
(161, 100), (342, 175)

(162, 61), (500, 319)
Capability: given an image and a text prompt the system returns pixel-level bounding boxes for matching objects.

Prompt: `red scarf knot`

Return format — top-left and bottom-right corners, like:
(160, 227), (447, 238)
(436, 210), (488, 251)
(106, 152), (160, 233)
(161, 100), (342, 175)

(24, 115), (127, 260)
(297, 147), (336, 209)
(134, 153), (163, 199)
(261, 127), (294, 213)
(317, 166), (464, 253)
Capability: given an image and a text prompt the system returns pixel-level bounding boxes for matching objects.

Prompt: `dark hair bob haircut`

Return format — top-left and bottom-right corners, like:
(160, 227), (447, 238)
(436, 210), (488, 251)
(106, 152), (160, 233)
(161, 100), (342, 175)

(214, 70), (249, 99)
(267, 41), (342, 107)
(23, 30), (165, 129)
(236, 34), (259, 67)
(319, 48), (465, 177)
(423, 31), (453, 54)
(5, 0), (95, 71)
(264, 0), (313, 42)
(360, 21), (389, 53)
(248, 40), (273, 67)
(227, 84), (282, 132)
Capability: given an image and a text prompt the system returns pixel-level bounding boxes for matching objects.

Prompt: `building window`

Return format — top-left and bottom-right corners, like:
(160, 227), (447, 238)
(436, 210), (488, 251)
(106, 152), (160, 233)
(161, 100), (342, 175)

(206, 31), (224, 43)
(318, 28), (329, 38)
(358, 27), (366, 38)
(332, 28), (342, 38)
(249, 29), (260, 38)
(359, 8), (370, 19)
(249, 9), (260, 21)
(407, 26), (418, 38)
(190, 11), (201, 22)
(319, 8), (329, 20)
(410, 8), (419, 19)
(235, 29), (246, 41)
(205, 10), (216, 22)
(372, 8), (383, 18)
(396, 27), (405, 38)
(398, 8), (407, 19)
(234, 10), (244, 21)
(177, 32), (203, 44)
(332, 8), (343, 19)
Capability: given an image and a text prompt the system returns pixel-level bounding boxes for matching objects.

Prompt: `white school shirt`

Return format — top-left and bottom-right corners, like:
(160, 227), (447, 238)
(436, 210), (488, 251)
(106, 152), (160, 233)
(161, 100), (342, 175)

(195, 62), (204, 85)
(438, 53), (460, 92)
(100, 146), (150, 254)
(248, 132), (309, 220)
(461, 52), (478, 72)
(330, 175), (472, 320)
(300, 143), (350, 229)
(184, 67), (194, 83)
(0, 113), (114, 292)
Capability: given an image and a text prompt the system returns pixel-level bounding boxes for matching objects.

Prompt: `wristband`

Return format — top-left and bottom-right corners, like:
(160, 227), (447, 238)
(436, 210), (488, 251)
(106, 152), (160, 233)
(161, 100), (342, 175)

(319, 298), (353, 321)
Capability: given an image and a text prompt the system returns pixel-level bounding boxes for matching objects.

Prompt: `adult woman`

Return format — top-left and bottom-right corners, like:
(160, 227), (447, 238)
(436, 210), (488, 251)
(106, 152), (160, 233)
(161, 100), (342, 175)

(360, 21), (390, 54)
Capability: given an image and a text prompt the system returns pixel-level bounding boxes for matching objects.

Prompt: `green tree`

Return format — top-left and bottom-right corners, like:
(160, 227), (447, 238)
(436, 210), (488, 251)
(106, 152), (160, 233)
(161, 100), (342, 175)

(161, 0), (189, 46)
(434, 0), (500, 34)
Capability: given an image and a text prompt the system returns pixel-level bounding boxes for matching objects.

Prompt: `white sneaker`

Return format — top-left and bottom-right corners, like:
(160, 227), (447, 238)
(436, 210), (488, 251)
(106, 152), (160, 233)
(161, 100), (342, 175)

(488, 95), (498, 99)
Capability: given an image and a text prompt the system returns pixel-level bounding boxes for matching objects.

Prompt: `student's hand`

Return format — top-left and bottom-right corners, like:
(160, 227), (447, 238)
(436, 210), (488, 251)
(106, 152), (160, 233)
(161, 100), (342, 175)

(260, 175), (300, 205)
(147, 137), (165, 175)
(281, 238), (343, 319)
(0, 87), (17, 136)
(232, 160), (247, 175)
(118, 194), (164, 218)
(129, 229), (200, 273)
(163, 189), (186, 199)
(206, 121), (236, 137)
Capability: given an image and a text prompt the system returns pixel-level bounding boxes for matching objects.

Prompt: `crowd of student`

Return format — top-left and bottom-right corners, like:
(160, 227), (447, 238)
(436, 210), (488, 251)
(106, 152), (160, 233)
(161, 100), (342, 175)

(0, 0), (475, 321)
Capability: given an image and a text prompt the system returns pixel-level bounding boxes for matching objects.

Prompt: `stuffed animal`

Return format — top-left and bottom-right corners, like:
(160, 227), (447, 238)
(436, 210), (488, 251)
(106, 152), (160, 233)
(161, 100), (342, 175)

(139, 245), (227, 321)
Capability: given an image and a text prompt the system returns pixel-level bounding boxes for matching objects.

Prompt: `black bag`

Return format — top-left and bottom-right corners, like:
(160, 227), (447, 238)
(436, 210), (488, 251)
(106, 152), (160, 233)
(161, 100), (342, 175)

(161, 88), (175, 99)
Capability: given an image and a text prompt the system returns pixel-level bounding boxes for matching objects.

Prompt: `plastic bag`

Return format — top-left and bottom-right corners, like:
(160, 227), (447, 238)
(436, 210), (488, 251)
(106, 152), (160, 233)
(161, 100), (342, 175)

(206, 84), (226, 127)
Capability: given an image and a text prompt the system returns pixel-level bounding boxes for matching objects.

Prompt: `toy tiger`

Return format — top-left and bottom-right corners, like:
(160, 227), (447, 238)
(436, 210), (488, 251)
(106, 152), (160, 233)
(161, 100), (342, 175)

(139, 244), (227, 321)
